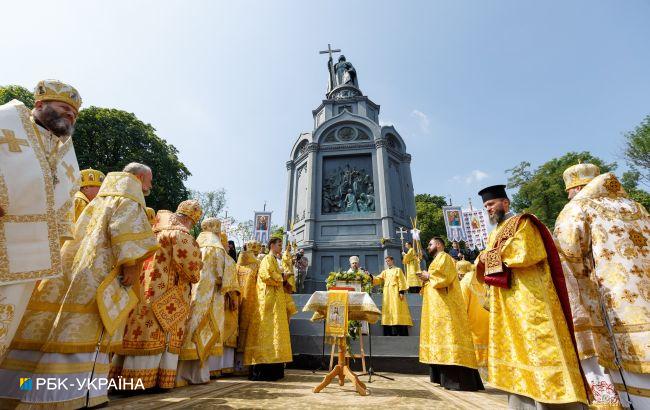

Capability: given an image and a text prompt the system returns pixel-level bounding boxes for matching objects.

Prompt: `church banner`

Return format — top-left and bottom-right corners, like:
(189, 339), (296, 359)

(253, 211), (272, 244)
(461, 209), (490, 250)
(442, 206), (467, 242)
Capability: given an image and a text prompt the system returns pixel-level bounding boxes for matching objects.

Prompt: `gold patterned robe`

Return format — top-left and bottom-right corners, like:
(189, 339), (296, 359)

(460, 268), (489, 367)
(0, 100), (80, 363)
(555, 173), (650, 405)
(481, 215), (587, 404)
(236, 250), (260, 353)
(115, 211), (202, 389)
(73, 190), (90, 222)
(419, 251), (477, 369)
(1, 172), (157, 409)
(403, 248), (422, 288)
(244, 253), (292, 365)
(373, 267), (413, 326)
(282, 249), (298, 320)
(208, 239), (239, 375)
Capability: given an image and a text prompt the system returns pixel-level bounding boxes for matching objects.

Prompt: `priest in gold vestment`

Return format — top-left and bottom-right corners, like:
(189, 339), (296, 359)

(1, 168), (158, 408)
(234, 240), (261, 376)
(402, 242), (422, 293)
(73, 168), (105, 222)
(459, 266), (489, 375)
(373, 256), (412, 336)
(207, 226), (240, 378)
(417, 237), (482, 391)
(245, 237), (292, 381)
(555, 164), (649, 409)
(112, 200), (203, 390)
(0, 80), (81, 364)
(281, 243), (298, 321)
(176, 217), (238, 385)
(476, 184), (587, 409)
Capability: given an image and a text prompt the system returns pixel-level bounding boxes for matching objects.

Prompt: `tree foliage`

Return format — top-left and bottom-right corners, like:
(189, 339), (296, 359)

(73, 107), (191, 211)
(0, 85), (34, 108)
(414, 194), (448, 249)
(621, 170), (650, 210)
(506, 152), (616, 227)
(189, 189), (227, 237)
(622, 114), (650, 187)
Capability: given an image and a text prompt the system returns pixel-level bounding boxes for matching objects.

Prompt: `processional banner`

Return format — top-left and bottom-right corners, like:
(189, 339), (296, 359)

(253, 211), (272, 244)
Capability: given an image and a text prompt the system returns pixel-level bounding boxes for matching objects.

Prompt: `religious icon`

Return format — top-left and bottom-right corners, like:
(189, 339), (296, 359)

(447, 211), (461, 226)
(256, 215), (268, 231)
(328, 305), (343, 327)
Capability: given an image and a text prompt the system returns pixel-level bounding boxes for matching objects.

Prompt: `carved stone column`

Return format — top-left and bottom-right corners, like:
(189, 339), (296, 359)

(374, 138), (394, 245)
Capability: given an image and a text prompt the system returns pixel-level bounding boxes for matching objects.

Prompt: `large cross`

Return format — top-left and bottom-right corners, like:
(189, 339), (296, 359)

(0, 129), (28, 153)
(319, 43), (341, 60)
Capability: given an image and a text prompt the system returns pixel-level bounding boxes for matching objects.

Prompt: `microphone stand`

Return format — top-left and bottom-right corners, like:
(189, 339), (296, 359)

(358, 285), (394, 383)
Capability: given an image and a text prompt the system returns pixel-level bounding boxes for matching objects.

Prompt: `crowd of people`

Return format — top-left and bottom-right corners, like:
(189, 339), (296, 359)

(0, 80), (648, 410)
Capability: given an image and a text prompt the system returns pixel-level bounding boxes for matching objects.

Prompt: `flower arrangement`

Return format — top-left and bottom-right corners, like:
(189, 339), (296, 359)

(325, 270), (373, 294)
(379, 237), (391, 246)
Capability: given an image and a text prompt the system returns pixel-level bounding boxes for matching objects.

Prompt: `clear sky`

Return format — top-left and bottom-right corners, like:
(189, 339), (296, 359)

(4, 1), (649, 222)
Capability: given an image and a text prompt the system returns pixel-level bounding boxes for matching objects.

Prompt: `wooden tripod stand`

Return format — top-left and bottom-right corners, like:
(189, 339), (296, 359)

(313, 337), (369, 396)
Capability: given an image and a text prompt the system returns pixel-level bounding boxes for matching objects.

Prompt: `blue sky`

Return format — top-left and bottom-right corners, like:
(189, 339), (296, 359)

(3, 1), (649, 222)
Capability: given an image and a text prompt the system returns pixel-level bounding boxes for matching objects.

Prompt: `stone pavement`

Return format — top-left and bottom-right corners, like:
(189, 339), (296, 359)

(107, 369), (508, 409)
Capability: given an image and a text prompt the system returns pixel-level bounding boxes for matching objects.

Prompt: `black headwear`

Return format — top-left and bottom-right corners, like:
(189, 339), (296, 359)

(478, 184), (508, 203)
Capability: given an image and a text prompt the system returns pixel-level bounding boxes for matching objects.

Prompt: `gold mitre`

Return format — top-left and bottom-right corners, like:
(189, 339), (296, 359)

(563, 163), (600, 191)
(201, 217), (221, 233)
(34, 79), (82, 112)
(176, 199), (203, 224)
(80, 168), (105, 188)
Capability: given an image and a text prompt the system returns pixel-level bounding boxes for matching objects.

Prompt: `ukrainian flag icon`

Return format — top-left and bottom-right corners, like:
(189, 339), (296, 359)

(19, 377), (32, 391)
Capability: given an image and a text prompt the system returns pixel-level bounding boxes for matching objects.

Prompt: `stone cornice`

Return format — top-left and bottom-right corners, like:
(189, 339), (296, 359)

(286, 160), (294, 170)
(318, 142), (375, 152)
(307, 143), (319, 153)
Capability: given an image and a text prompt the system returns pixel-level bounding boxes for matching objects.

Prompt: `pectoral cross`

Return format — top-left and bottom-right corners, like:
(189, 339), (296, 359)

(0, 129), (28, 153)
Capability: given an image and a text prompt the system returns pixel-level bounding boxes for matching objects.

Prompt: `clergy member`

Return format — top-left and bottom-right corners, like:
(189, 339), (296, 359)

(176, 217), (238, 385)
(235, 240), (261, 376)
(74, 168), (105, 221)
(373, 256), (412, 336)
(281, 242), (298, 321)
(2, 164), (158, 408)
(417, 237), (483, 391)
(475, 184), (587, 408)
(555, 164), (649, 409)
(112, 200), (203, 390)
(402, 242), (422, 293)
(455, 254), (472, 281)
(459, 265), (489, 378)
(244, 237), (292, 381)
(207, 225), (240, 378)
(0, 80), (81, 362)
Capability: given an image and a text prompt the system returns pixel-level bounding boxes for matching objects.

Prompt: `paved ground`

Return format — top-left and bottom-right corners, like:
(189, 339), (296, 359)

(107, 370), (508, 409)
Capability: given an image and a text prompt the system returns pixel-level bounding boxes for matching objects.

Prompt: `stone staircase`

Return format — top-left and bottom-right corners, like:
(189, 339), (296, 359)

(288, 293), (429, 374)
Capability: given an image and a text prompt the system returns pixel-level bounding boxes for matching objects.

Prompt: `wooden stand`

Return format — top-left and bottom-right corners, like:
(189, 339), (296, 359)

(314, 338), (369, 396)
(329, 332), (366, 373)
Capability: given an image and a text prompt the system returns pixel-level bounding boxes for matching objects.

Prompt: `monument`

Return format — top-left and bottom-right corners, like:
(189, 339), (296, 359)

(285, 45), (416, 293)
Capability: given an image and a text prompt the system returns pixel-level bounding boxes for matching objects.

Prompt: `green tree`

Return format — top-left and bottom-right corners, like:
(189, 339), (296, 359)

(0, 85), (34, 108)
(189, 189), (227, 237)
(621, 170), (650, 210)
(414, 194), (448, 250)
(622, 114), (650, 186)
(506, 152), (616, 226)
(73, 107), (191, 210)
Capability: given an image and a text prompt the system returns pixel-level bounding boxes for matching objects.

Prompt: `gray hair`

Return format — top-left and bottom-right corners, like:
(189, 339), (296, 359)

(122, 162), (151, 175)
